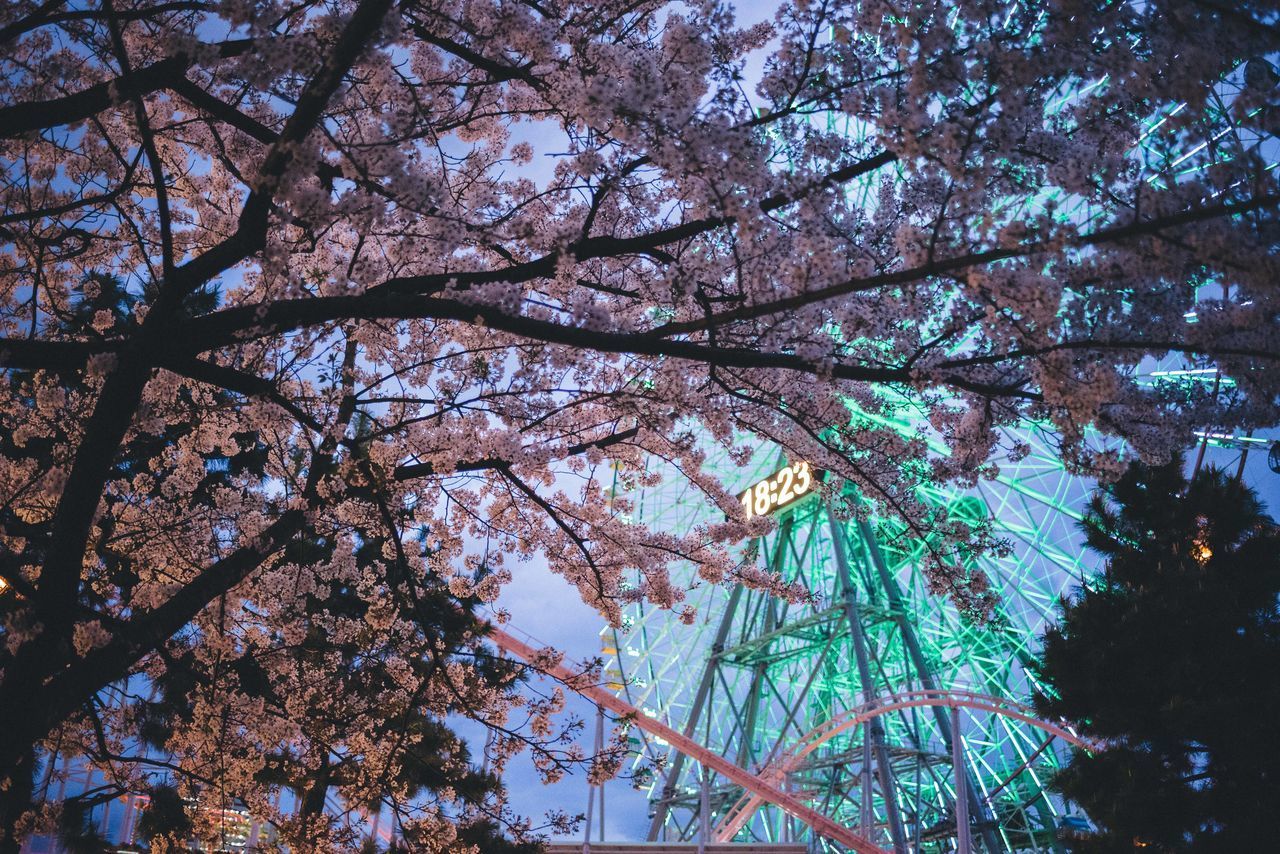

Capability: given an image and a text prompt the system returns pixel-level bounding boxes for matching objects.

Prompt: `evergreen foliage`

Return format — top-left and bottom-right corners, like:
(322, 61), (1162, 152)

(1035, 460), (1280, 851)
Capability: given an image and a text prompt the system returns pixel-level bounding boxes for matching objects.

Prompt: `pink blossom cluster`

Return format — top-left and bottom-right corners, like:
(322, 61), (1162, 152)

(0, 0), (1277, 848)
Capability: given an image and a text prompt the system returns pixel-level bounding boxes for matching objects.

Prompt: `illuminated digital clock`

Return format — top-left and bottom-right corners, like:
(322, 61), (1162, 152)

(737, 461), (817, 518)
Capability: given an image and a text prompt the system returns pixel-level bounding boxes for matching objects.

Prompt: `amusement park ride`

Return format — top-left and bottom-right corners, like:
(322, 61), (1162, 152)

(496, 418), (1102, 854)
(497, 421), (1276, 854)
(518, 30), (1280, 851)
(501, 54), (1269, 854)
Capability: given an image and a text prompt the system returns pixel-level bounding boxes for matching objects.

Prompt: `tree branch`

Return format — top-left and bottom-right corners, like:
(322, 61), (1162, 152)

(158, 355), (325, 434)
(370, 151), (897, 296)
(393, 425), (641, 480)
(169, 77), (279, 144)
(0, 338), (122, 371)
(0, 40), (254, 139)
(180, 291), (1041, 401)
(650, 191), (1280, 338)
(0, 1), (208, 47)
(151, 0), (394, 310)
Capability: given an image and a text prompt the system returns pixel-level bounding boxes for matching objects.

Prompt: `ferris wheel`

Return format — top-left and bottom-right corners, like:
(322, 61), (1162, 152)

(585, 8), (1272, 849)
(600, 417), (1097, 853)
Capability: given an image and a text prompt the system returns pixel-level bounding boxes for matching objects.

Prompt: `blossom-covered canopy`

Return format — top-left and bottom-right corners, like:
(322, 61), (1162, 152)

(0, 0), (1276, 849)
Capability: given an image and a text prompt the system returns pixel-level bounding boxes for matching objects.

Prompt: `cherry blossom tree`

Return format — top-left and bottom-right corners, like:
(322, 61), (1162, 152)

(0, 0), (1277, 850)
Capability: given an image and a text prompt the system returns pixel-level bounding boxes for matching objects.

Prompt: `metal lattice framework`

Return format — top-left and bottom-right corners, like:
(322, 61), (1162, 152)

(605, 425), (1095, 853)
(596, 7), (1273, 847)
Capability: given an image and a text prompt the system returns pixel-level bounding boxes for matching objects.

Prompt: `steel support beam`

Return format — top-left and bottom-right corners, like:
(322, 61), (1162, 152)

(856, 517), (1005, 854)
(647, 583), (746, 839)
(828, 507), (909, 854)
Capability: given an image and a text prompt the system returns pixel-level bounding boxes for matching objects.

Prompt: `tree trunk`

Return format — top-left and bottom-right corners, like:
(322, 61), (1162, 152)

(0, 742), (36, 854)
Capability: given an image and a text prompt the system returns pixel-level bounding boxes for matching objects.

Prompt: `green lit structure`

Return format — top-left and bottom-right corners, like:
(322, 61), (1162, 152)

(588, 3), (1276, 845)
(604, 417), (1097, 853)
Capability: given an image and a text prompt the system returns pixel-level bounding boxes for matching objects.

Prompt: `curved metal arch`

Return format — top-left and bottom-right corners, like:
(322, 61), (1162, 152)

(714, 688), (1090, 843)
(485, 625), (891, 854)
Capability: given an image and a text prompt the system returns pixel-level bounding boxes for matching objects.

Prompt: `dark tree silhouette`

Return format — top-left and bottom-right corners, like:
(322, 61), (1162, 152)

(1035, 459), (1280, 851)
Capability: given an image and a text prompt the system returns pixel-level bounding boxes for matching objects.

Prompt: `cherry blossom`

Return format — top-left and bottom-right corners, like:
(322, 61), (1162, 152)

(0, 0), (1276, 849)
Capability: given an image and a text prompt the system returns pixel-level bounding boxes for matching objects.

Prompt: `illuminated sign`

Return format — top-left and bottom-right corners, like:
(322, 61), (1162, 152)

(737, 461), (817, 518)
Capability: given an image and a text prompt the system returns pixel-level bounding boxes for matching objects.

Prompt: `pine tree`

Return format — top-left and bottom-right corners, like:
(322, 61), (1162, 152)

(1035, 459), (1280, 851)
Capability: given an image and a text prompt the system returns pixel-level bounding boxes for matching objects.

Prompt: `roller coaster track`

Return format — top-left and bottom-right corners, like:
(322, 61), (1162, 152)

(486, 625), (890, 854)
(711, 688), (1091, 843)
(488, 626), (1088, 853)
